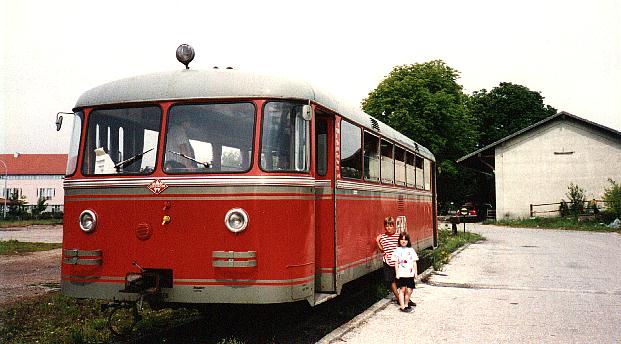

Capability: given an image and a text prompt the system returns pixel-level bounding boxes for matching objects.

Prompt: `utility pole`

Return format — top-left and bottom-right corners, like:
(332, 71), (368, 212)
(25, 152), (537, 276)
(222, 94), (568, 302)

(0, 159), (7, 219)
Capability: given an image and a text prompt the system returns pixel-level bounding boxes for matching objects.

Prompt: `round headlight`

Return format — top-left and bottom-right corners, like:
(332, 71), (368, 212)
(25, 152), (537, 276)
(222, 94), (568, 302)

(224, 208), (248, 233)
(79, 210), (97, 233)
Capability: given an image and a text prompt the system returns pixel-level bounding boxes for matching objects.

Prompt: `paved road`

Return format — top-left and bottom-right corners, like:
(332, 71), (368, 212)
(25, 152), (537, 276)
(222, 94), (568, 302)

(0, 225), (62, 243)
(330, 224), (621, 343)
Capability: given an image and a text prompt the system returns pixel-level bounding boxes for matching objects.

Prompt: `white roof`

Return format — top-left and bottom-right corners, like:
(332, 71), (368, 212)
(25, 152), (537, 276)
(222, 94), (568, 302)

(75, 69), (434, 161)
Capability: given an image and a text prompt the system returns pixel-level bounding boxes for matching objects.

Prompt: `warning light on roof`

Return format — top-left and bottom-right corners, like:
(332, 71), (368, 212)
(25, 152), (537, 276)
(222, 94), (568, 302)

(176, 44), (195, 69)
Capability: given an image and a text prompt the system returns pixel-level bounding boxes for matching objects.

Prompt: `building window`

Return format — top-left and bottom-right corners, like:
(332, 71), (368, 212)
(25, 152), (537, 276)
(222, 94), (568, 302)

(37, 188), (56, 200)
(5, 188), (22, 199)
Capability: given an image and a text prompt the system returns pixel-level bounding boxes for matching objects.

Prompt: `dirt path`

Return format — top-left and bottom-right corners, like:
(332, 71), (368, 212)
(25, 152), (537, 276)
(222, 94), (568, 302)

(0, 248), (61, 306)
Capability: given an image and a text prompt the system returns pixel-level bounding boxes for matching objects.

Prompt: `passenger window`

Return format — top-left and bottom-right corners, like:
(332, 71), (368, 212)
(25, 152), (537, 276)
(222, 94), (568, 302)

(340, 120), (362, 179)
(395, 147), (406, 186)
(363, 132), (380, 182)
(380, 139), (394, 184)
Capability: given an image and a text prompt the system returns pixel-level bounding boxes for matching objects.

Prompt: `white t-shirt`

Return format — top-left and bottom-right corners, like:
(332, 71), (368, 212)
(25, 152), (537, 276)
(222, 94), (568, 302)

(391, 246), (419, 279)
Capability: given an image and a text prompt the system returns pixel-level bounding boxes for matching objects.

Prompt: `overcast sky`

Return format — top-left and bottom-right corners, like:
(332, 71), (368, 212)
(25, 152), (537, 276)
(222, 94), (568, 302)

(1, 0), (620, 154)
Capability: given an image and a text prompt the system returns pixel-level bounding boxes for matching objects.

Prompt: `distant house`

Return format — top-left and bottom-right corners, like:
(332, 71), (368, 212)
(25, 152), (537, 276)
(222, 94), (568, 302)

(457, 112), (621, 219)
(0, 153), (67, 212)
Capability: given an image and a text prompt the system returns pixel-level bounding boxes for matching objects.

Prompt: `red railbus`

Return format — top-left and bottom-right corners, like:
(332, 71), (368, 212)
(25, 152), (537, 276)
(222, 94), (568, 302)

(60, 46), (437, 314)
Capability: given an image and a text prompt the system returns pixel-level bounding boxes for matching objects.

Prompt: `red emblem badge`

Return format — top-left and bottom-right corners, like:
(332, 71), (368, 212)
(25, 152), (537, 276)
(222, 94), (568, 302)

(147, 179), (168, 194)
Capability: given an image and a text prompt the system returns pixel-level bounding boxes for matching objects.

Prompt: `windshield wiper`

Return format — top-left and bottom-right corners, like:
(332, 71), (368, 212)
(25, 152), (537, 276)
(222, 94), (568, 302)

(166, 150), (211, 168)
(114, 148), (154, 172)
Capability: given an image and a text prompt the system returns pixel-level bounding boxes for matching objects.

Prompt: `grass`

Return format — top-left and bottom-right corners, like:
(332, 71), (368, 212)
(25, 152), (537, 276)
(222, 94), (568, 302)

(0, 240), (62, 255)
(0, 292), (199, 344)
(484, 216), (620, 233)
(0, 228), (483, 343)
(418, 229), (485, 271)
(0, 218), (63, 228)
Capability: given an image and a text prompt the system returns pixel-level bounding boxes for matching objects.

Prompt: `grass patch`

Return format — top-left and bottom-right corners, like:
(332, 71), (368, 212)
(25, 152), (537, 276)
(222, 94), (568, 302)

(0, 219), (63, 228)
(485, 216), (620, 233)
(419, 229), (484, 271)
(0, 292), (198, 344)
(0, 240), (62, 255)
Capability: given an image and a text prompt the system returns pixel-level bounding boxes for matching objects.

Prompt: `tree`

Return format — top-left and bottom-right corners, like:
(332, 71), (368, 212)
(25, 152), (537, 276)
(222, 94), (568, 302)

(32, 197), (48, 218)
(467, 82), (557, 148)
(362, 60), (478, 208)
(7, 191), (27, 219)
(566, 183), (586, 216)
(603, 178), (621, 218)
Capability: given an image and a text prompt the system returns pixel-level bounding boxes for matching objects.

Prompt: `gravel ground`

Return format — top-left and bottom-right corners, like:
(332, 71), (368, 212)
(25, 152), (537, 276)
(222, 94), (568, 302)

(0, 225), (63, 306)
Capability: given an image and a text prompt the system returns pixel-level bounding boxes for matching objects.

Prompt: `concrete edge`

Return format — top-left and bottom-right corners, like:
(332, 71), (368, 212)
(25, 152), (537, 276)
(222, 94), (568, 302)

(316, 265), (436, 344)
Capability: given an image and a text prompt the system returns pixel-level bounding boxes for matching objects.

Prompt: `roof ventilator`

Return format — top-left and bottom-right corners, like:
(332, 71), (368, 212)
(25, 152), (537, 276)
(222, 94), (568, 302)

(370, 118), (380, 132)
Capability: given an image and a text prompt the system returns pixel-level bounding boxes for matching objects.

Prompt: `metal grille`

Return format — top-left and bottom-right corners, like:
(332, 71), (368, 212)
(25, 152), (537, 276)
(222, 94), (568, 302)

(370, 118), (380, 132)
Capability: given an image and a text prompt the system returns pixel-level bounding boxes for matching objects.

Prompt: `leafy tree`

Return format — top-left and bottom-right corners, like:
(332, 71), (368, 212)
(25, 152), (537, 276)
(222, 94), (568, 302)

(362, 61), (478, 208)
(566, 183), (586, 216)
(7, 191), (28, 219)
(603, 178), (621, 217)
(32, 197), (48, 218)
(467, 82), (557, 148)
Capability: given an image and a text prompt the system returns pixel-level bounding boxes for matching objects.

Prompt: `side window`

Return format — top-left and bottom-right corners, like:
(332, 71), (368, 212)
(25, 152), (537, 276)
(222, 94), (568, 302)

(316, 117), (328, 177)
(395, 146), (406, 186)
(406, 152), (416, 188)
(65, 111), (83, 176)
(363, 132), (380, 182)
(424, 159), (432, 190)
(261, 101), (309, 172)
(340, 120), (362, 179)
(415, 155), (424, 189)
(380, 139), (394, 184)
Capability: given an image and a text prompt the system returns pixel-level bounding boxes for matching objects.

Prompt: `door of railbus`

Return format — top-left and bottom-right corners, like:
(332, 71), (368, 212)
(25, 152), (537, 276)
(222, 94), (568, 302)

(313, 110), (336, 295)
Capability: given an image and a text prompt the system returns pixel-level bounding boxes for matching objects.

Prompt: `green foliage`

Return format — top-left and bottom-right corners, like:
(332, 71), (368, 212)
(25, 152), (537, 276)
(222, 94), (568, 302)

(0, 240), (62, 255)
(7, 191), (28, 220)
(491, 216), (618, 232)
(419, 228), (484, 270)
(559, 200), (570, 217)
(362, 61), (478, 206)
(31, 197), (48, 217)
(566, 183), (586, 216)
(603, 178), (621, 217)
(466, 82), (557, 147)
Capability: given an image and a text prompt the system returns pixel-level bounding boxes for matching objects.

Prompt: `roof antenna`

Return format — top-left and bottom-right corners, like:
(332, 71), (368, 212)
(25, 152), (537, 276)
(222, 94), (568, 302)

(176, 44), (195, 69)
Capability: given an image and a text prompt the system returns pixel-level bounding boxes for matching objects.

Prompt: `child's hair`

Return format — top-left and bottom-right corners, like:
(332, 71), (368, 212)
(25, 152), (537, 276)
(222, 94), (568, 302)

(383, 216), (395, 226)
(398, 232), (412, 247)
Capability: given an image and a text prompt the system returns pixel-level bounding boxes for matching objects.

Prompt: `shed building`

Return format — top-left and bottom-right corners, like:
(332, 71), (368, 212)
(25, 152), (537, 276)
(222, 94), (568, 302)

(457, 112), (621, 219)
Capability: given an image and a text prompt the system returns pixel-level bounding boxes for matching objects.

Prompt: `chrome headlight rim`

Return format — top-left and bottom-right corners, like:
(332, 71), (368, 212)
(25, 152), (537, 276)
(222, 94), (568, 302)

(79, 209), (97, 233)
(224, 208), (249, 233)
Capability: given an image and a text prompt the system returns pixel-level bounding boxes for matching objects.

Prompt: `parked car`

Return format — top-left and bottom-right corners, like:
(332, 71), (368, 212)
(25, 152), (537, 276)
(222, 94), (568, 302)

(459, 202), (479, 222)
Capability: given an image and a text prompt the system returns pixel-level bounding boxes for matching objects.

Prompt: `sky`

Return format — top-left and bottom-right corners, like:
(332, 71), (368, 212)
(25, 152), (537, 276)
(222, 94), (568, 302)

(1, 0), (620, 154)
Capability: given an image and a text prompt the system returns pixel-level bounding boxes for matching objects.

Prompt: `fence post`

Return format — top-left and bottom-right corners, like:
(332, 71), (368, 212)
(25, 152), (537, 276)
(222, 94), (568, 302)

(530, 204), (533, 217)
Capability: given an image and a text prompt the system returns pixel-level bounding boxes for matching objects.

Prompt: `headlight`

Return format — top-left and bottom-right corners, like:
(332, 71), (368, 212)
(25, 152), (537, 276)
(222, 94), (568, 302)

(224, 208), (248, 233)
(79, 210), (97, 233)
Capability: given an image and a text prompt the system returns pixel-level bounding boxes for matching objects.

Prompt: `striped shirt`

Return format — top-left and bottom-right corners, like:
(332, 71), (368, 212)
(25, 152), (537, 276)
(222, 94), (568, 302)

(378, 232), (399, 266)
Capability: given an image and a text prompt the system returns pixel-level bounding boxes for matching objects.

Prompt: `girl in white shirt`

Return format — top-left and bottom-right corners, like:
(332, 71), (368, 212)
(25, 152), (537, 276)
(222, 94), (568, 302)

(391, 232), (418, 312)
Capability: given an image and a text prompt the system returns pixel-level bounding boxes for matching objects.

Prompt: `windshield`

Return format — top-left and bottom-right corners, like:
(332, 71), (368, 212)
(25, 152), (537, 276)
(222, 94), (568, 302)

(164, 103), (255, 173)
(81, 106), (161, 175)
(260, 102), (309, 172)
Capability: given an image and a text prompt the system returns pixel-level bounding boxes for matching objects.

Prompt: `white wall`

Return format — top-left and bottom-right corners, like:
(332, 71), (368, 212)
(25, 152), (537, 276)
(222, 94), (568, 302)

(2, 176), (64, 207)
(495, 119), (621, 219)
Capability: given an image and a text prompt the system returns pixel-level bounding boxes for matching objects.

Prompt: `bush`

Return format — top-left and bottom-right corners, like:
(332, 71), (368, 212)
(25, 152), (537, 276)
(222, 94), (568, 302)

(566, 183), (586, 216)
(603, 178), (621, 218)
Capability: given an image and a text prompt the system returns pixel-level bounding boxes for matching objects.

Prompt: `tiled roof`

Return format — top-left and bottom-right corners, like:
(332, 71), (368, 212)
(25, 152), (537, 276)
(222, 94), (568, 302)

(0, 154), (67, 175)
